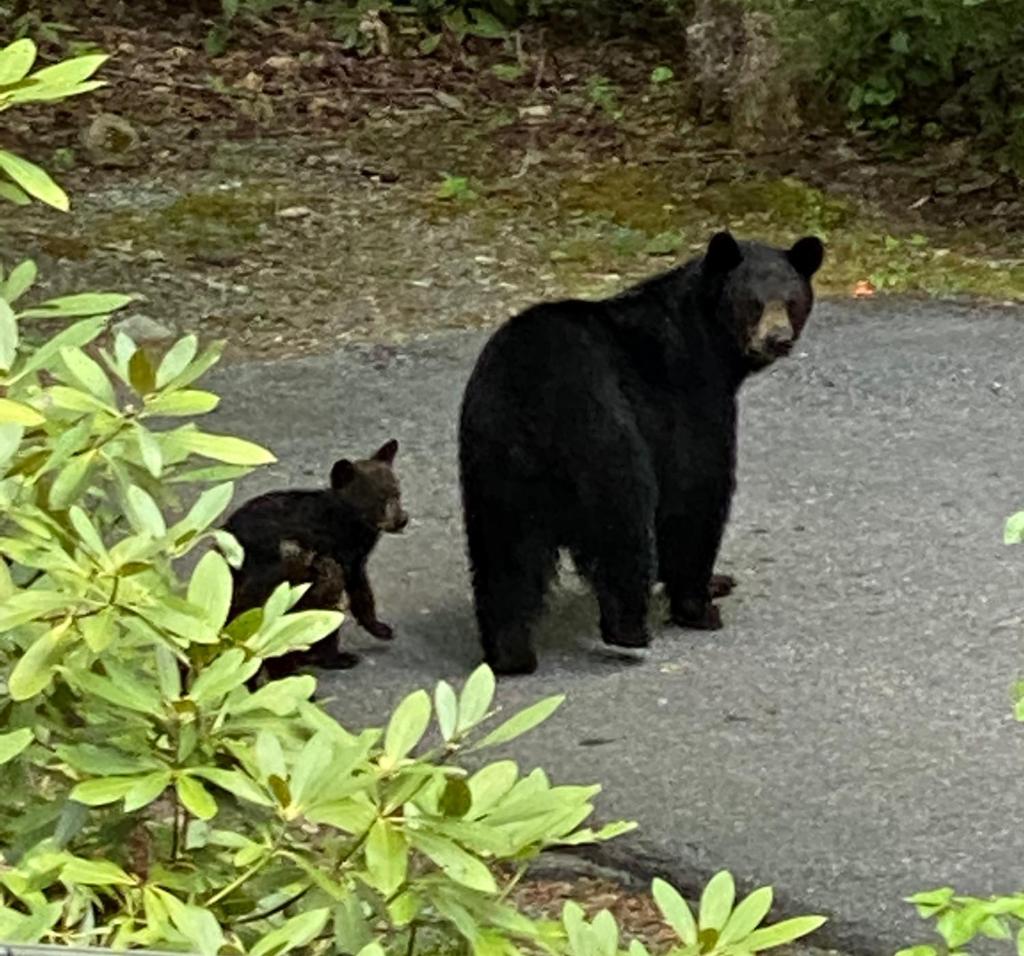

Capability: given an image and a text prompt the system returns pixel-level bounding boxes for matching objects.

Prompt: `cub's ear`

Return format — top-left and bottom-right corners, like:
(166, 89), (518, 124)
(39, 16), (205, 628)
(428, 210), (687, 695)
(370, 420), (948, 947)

(704, 231), (743, 274)
(788, 236), (825, 278)
(330, 459), (356, 489)
(372, 439), (399, 465)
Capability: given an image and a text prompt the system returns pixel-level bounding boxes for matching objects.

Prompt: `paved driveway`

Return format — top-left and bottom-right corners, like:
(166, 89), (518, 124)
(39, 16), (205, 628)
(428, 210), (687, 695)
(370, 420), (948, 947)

(207, 299), (1024, 954)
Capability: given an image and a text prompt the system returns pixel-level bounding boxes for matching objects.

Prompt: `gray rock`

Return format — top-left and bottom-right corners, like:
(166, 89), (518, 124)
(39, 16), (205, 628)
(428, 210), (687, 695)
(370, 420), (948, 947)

(112, 313), (175, 343)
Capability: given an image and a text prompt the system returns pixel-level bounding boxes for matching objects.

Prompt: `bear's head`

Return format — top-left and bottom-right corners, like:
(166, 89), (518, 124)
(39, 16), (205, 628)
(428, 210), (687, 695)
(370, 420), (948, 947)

(330, 439), (409, 534)
(702, 231), (825, 372)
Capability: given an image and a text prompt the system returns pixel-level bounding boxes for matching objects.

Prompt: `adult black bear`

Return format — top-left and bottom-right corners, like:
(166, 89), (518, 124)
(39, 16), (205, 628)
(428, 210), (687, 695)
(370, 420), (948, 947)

(459, 231), (824, 675)
(224, 440), (408, 678)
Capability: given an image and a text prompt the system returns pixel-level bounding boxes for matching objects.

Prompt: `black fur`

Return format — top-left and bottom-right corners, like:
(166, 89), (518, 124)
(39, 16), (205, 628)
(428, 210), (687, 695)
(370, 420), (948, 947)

(458, 232), (824, 675)
(224, 442), (407, 679)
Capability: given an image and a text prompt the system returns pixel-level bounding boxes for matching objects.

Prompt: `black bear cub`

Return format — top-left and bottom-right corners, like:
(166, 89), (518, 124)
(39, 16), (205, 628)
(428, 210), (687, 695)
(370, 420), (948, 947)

(224, 440), (408, 679)
(459, 231), (824, 675)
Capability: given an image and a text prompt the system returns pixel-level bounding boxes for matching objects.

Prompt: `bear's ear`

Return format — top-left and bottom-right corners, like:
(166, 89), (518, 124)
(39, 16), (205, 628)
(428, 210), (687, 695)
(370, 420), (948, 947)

(330, 459), (356, 489)
(372, 439), (399, 465)
(704, 231), (743, 275)
(788, 236), (825, 278)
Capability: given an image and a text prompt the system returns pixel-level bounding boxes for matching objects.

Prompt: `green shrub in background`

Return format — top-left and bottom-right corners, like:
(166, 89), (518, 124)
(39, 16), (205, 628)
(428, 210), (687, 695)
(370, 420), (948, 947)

(746, 0), (1024, 172)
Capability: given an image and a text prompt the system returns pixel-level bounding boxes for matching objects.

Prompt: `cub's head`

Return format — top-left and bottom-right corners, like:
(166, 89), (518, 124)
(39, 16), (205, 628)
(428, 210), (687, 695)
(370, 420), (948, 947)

(701, 231), (825, 372)
(330, 439), (409, 534)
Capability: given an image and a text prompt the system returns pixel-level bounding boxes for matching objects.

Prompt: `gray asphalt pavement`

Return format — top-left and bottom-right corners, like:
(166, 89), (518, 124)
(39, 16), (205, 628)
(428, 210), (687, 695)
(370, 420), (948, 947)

(207, 299), (1024, 955)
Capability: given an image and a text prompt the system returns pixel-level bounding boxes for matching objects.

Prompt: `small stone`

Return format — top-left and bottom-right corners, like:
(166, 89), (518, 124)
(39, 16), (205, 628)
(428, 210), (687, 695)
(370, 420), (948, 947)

(519, 104), (552, 119)
(140, 249), (165, 262)
(112, 313), (174, 343)
(277, 205), (313, 219)
(81, 113), (142, 168)
(264, 54), (299, 74)
(238, 71), (264, 93)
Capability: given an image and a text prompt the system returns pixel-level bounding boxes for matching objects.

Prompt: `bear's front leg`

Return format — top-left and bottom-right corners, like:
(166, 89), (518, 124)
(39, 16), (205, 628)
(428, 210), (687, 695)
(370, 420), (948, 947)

(345, 561), (394, 641)
(657, 493), (731, 631)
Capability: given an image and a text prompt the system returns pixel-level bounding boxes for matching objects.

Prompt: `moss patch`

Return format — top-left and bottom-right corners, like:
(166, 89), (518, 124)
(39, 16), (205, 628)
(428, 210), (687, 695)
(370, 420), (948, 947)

(93, 187), (291, 261)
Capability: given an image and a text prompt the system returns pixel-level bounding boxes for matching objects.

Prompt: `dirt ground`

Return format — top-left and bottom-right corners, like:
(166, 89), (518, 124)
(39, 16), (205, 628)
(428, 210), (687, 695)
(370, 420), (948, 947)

(5, 6), (1023, 362)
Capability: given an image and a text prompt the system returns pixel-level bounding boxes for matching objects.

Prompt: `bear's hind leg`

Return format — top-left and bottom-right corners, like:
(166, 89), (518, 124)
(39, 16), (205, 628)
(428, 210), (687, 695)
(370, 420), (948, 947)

(570, 471), (656, 651)
(464, 493), (557, 676)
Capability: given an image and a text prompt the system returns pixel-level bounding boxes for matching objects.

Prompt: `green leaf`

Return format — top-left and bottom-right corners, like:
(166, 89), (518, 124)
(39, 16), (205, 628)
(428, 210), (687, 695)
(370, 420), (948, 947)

(0, 728), (33, 765)
(1004, 511), (1024, 544)
(30, 53), (109, 87)
(9, 618), (70, 700)
(652, 878), (697, 946)
(439, 777), (472, 817)
(47, 384), (110, 413)
(144, 389), (220, 417)
(68, 505), (107, 558)
(178, 430), (276, 465)
(172, 481), (235, 539)
(249, 907), (330, 956)
(411, 830), (497, 892)
(3, 258), (37, 303)
(0, 39), (37, 85)
(191, 767), (273, 807)
(699, 870), (735, 932)
(0, 297), (17, 369)
(650, 65), (674, 84)
(290, 731), (334, 807)
(467, 761), (518, 817)
(136, 425), (163, 477)
(307, 794), (376, 834)
(19, 291), (134, 319)
(365, 818), (408, 896)
(720, 886), (774, 945)
(55, 742), (158, 776)
(0, 422), (21, 467)
(60, 346), (116, 406)
(49, 449), (97, 509)
(161, 895), (225, 956)
(12, 316), (107, 381)
(187, 550), (233, 631)
(232, 674), (316, 716)
(189, 649), (258, 706)
(0, 181), (31, 205)
(0, 396), (42, 425)
(435, 679), (458, 740)
(128, 348), (156, 394)
(177, 775), (218, 820)
(466, 7), (508, 37)
(126, 484), (167, 537)
(384, 689), (432, 760)
(161, 340), (224, 390)
(458, 664), (495, 732)
(61, 857), (134, 887)
(124, 771), (173, 812)
(70, 776), (139, 806)
(73, 668), (162, 716)
(743, 915), (827, 950)
(156, 334), (198, 387)
(472, 694), (563, 750)
(0, 149), (68, 210)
